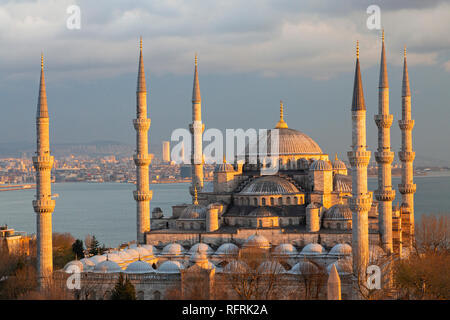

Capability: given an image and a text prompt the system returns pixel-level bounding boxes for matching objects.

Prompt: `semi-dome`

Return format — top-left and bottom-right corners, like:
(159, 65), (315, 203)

(64, 260), (84, 273)
(94, 260), (122, 273)
(125, 260), (154, 274)
(328, 243), (352, 257)
(289, 261), (319, 274)
(243, 234), (271, 249)
(324, 204), (352, 220)
(248, 207), (276, 217)
(215, 243), (239, 256)
(299, 243), (327, 256)
(188, 243), (214, 255)
(257, 261), (286, 274)
(240, 176), (300, 195)
(88, 255), (107, 265)
(309, 159), (332, 171)
(273, 243), (298, 256)
(250, 128), (322, 156)
(179, 204), (207, 219)
(157, 260), (184, 273)
(161, 243), (185, 256)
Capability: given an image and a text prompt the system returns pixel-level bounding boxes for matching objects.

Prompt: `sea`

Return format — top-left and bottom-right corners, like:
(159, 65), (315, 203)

(1, 174), (449, 248)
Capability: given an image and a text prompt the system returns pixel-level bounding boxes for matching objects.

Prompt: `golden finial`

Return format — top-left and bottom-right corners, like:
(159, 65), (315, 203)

(195, 52), (198, 66)
(356, 40), (359, 59)
(275, 100), (288, 129)
(335, 153), (338, 161)
(223, 155), (226, 164)
(382, 29), (385, 42)
(140, 36), (143, 51)
(194, 186), (198, 205)
(404, 46), (407, 58)
(41, 53), (44, 69)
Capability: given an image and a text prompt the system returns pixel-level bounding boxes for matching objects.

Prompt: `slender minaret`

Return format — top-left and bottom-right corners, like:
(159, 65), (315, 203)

(347, 41), (372, 278)
(189, 54), (204, 199)
(374, 31), (395, 254)
(33, 54), (55, 288)
(133, 37), (152, 243)
(398, 47), (416, 246)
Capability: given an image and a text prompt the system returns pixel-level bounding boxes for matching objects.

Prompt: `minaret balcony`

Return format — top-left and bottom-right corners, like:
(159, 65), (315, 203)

(375, 151), (394, 164)
(398, 151), (415, 162)
(189, 122), (205, 134)
(349, 193), (373, 212)
(347, 151), (371, 167)
(398, 183), (416, 195)
(133, 118), (151, 131)
(32, 155), (54, 170)
(32, 199), (55, 213)
(134, 153), (153, 166)
(133, 190), (153, 201)
(398, 120), (414, 130)
(375, 189), (396, 202)
(374, 114), (393, 128)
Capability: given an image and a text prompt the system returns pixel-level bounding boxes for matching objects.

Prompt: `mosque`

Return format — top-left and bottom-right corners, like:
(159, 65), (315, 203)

(34, 33), (416, 299)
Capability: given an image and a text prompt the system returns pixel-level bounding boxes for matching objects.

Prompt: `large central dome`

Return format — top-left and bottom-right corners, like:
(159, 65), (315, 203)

(274, 128), (322, 155)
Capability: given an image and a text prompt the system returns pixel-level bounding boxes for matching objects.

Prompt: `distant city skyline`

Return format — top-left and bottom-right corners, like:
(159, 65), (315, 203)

(0, 0), (449, 162)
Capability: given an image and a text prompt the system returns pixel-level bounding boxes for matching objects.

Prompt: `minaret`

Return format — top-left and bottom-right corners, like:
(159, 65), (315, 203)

(189, 53), (204, 199)
(374, 31), (395, 254)
(33, 54), (55, 287)
(133, 37), (153, 244)
(398, 47), (416, 247)
(347, 41), (372, 277)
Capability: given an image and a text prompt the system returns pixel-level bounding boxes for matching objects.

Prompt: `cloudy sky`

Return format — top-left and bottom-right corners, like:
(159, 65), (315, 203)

(0, 0), (449, 163)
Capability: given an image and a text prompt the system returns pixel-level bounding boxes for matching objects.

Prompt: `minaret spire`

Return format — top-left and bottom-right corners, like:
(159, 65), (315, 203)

(275, 100), (288, 129)
(33, 54), (55, 288)
(398, 46), (416, 249)
(375, 30), (395, 254)
(348, 41), (372, 279)
(190, 53), (204, 200)
(133, 37), (153, 243)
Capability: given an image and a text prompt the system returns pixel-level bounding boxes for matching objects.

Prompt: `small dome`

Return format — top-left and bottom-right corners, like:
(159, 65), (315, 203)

(179, 204), (207, 219)
(243, 234), (271, 249)
(328, 243), (352, 257)
(240, 176), (300, 195)
(188, 243), (214, 255)
(80, 258), (95, 269)
(134, 246), (151, 258)
(299, 243), (327, 256)
(324, 204), (352, 220)
(157, 260), (184, 273)
(125, 248), (140, 259)
(223, 260), (249, 273)
(102, 253), (124, 264)
(142, 244), (159, 255)
(117, 251), (133, 262)
(248, 207), (276, 217)
(309, 159), (332, 171)
(161, 243), (185, 256)
(64, 260), (84, 273)
(125, 260), (154, 274)
(306, 202), (321, 209)
(273, 243), (298, 256)
(331, 156), (347, 170)
(215, 163), (234, 172)
(257, 261), (286, 274)
(327, 258), (352, 275)
(94, 260), (122, 273)
(289, 261), (319, 275)
(88, 255), (107, 265)
(215, 243), (239, 256)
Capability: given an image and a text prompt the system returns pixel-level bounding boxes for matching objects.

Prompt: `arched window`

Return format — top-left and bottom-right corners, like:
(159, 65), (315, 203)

(190, 222), (194, 229)
(262, 198), (266, 206)
(293, 197), (298, 205)
(286, 197), (291, 205)
(289, 218), (293, 225)
(270, 197), (274, 206)
(259, 220), (263, 227)
(181, 222), (185, 230)
(337, 223), (341, 230)
(137, 291), (145, 300)
(200, 223), (205, 229)
(246, 198), (250, 206)
(278, 198), (283, 205)
(153, 291), (161, 300)
(254, 198), (258, 206)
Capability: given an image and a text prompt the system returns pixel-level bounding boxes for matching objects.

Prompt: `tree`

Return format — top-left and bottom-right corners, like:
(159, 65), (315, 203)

(87, 235), (106, 255)
(110, 273), (136, 300)
(72, 239), (85, 259)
